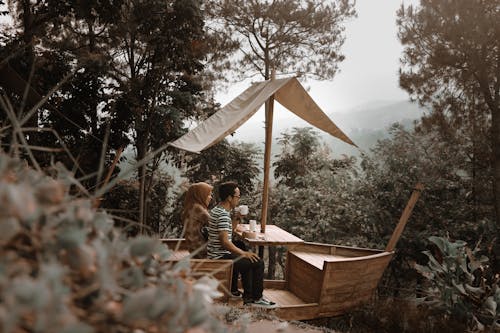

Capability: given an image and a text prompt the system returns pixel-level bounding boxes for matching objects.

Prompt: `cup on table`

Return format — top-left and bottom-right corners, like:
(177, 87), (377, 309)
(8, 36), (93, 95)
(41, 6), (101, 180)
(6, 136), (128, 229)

(249, 219), (257, 232)
(237, 205), (249, 216)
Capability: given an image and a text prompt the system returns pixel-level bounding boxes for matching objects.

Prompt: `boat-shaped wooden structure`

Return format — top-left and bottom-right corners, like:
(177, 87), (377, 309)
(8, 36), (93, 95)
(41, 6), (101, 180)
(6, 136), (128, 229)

(262, 242), (394, 320)
(163, 184), (423, 320)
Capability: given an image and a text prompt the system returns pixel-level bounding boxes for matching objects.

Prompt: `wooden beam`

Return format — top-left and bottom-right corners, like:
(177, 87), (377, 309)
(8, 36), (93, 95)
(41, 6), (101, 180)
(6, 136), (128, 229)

(260, 71), (276, 233)
(385, 183), (424, 252)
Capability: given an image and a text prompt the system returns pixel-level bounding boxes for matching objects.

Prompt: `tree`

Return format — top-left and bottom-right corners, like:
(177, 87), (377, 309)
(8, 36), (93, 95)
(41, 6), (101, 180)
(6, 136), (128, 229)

(359, 122), (499, 293)
(106, 0), (207, 229)
(270, 127), (360, 278)
(184, 140), (261, 193)
(397, 0), (500, 234)
(273, 127), (352, 187)
(1, 0), (211, 235)
(207, 0), (356, 80)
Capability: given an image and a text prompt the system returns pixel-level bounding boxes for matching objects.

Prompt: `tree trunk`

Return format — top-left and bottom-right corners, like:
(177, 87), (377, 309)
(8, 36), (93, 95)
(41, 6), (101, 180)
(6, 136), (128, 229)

(491, 105), (500, 273)
(21, 0), (37, 129)
(136, 122), (148, 234)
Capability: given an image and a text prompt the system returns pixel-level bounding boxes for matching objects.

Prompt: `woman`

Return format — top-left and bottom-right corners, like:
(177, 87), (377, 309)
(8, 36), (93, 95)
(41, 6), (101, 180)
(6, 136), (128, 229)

(181, 182), (213, 258)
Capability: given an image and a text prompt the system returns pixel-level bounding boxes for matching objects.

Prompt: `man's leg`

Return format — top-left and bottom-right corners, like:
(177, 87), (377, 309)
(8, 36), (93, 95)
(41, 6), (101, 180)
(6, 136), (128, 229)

(230, 240), (247, 294)
(222, 253), (250, 298)
(250, 258), (265, 301)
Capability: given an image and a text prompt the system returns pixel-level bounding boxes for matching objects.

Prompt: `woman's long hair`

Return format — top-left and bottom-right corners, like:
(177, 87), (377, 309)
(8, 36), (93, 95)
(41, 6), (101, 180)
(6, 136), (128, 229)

(181, 182), (213, 221)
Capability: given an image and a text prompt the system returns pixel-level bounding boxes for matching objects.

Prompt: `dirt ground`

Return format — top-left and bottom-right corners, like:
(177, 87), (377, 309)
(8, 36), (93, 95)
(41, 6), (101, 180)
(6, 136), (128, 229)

(222, 306), (334, 333)
(246, 319), (328, 333)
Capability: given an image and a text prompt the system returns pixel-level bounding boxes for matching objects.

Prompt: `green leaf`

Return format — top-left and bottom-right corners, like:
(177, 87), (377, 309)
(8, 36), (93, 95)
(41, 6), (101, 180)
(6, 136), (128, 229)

(483, 296), (497, 316)
(464, 284), (484, 296)
(452, 280), (466, 295)
(57, 227), (87, 249)
(129, 236), (158, 258)
(0, 217), (21, 245)
(59, 322), (94, 333)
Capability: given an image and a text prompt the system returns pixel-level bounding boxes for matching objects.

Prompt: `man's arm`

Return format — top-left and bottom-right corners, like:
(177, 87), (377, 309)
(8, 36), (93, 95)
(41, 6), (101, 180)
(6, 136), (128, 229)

(219, 230), (259, 262)
(231, 211), (241, 232)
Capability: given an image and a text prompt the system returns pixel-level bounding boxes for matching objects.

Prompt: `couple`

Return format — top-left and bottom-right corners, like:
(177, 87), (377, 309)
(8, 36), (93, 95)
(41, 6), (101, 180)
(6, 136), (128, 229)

(182, 181), (277, 309)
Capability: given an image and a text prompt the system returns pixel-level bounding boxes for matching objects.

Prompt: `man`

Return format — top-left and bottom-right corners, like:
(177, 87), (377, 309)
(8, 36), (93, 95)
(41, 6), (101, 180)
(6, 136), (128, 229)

(207, 181), (277, 308)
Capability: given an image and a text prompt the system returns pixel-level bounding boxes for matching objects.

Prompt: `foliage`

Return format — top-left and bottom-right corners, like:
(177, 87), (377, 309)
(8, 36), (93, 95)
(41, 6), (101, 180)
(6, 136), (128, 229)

(101, 170), (175, 236)
(309, 298), (470, 333)
(397, 0), (498, 111)
(0, 152), (235, 333)
(270, 128), (368, 246)
(397, 0), (500, 233)
(184, 140), (261, 194)
(414, 236), (499, 330)
(206, 0), (356, 80)
(358, 123), (498, 294)
(1, 0), (129, 182)
(0, 0), (212, 231)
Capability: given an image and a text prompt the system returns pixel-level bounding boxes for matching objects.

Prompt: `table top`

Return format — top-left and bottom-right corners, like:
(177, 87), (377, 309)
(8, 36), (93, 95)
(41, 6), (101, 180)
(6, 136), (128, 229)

(234, 224), (304, 246)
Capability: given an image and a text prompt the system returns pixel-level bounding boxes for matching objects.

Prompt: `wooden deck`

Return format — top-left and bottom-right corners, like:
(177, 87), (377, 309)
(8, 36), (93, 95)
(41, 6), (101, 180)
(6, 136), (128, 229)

(264, 288), (309, 306)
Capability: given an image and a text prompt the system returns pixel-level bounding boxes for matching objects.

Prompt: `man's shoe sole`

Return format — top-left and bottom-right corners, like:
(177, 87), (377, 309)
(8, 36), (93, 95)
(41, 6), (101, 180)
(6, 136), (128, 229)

(250, 303), (278, 309)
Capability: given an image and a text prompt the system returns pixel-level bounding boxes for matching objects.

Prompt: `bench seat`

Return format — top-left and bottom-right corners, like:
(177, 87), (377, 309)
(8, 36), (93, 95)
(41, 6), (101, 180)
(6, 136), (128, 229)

(161, 238), (233, 300)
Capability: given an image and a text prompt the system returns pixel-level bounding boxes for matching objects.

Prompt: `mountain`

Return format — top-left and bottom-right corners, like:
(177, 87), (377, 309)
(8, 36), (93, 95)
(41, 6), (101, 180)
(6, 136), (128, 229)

(228, 100), (427, 158)
(328, 100), (424, 132)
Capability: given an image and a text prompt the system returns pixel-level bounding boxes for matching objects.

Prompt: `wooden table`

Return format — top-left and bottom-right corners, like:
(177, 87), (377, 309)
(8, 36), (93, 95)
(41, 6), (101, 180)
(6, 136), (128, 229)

(235, 224), (304, 278)
(234, 224), (304, 247)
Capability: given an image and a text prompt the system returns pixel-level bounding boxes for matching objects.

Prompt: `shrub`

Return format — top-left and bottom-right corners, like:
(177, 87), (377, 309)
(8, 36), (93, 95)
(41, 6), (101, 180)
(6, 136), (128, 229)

(0, 153), (234, 333)
(414, 236), (500, 330)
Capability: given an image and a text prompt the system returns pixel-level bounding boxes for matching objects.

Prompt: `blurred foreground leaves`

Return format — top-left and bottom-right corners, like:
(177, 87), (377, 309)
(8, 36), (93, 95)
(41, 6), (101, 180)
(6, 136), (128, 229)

(0, 153), (234, 333)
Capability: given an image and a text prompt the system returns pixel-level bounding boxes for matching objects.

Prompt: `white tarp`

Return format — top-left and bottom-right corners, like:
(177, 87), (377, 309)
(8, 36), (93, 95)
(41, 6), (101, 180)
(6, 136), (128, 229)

(169, 77), (355, 153)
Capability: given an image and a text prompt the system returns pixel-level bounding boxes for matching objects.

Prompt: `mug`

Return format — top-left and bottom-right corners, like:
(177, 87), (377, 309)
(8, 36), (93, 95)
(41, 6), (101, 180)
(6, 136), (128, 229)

(249, 219), (257, 232)
(238, 205), (249, 215)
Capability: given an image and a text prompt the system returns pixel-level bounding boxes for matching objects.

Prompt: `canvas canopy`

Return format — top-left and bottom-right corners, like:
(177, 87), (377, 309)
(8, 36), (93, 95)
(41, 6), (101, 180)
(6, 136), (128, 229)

(169, 77), (356, 153)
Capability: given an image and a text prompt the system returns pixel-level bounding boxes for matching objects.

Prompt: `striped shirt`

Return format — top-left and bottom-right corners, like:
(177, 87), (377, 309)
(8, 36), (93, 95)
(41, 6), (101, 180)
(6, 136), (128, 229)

(207, 205), (232, 259)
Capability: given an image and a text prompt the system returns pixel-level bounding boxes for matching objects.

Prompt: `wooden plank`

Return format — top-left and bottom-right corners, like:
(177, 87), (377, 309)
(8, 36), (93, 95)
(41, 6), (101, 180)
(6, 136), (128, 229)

(263, 279), (287, 289)
(317, 253), (392, 314)
(169, 250), (190, 260)
(264, 289), (306, 306)
(273, 304), (320, 321)
(290, 251), (351, 269)
(287, 253), (323, 303)
(292, 242), (384, 257)
(386, 183), (423, 251)
(235, 225), (304, 246)
(161, 238), (188, 250)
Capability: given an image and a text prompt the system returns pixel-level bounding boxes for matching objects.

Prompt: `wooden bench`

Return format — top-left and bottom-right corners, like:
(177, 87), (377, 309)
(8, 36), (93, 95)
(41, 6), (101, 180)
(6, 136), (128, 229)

(161, 239), (233, 301)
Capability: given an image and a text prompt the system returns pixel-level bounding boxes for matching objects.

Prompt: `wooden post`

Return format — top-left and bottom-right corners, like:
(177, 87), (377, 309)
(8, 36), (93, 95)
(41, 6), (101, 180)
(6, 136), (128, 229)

(385, 183), (424, 252)
(260, 71), (276, 234)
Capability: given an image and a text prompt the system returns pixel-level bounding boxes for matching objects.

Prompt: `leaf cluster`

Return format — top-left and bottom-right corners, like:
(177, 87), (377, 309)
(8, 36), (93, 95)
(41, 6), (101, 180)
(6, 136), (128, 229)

(414, 236), (499, 330)
(0, 152), (233, 333)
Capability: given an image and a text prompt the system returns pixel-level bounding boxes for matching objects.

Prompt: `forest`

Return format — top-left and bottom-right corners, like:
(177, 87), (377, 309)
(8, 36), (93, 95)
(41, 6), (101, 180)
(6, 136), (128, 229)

(0, 0), (499, 332)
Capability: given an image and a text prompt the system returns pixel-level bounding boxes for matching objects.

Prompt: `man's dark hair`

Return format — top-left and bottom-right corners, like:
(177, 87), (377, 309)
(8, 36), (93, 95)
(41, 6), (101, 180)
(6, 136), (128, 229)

(218, 181), (238, 201)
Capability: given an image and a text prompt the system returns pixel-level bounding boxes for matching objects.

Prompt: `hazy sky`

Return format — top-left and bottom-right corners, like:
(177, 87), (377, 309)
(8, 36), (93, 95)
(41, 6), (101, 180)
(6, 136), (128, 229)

(215, 0), (420, 142)
(218, 0), (419, 111)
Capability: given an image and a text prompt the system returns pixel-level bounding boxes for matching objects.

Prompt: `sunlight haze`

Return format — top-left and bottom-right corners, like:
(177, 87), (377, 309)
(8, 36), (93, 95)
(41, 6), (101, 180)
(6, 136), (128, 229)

(217, 0), (421, 143)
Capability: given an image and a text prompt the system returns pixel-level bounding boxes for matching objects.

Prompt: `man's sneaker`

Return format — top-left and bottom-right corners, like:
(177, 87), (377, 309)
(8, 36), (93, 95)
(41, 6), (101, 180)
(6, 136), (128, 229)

(249, 297), (278, 309)
(230, 290), (242, 299)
